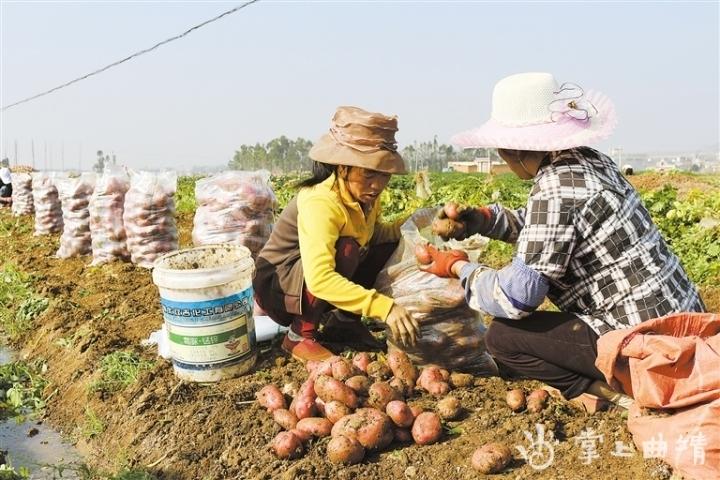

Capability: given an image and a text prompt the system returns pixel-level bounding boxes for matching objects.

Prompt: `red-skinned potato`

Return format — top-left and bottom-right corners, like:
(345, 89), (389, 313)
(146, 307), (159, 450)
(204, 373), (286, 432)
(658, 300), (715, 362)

(332, 358), (356, 381)
(411, 412), (443, 445)
(327, 435), (365, 465)
(436, 396), (462, 420)
(289, 427), (312, 443)
(527, 389), (550, 413)
(256, 385), (286, 412)
(331, 409), (394, 450)
(389, 377), (413, 397)
(324, 400), (352, 424)
(414, 243), (433, 265)
(271, 431), (304, 459)
(315, 375), (359, 409)
(296, 417), (333, 438)
(272, 409), (298, 431)
(345, 375), (371, 396)
(367, 381), (401, 411)
(471, 443), (512, 474)
(352, 352), (371, 373)
(386, 400), (415, 428)
(294, 379), (317, 419)
(506, 389), (526, 412)
(387, 350), (418, 388)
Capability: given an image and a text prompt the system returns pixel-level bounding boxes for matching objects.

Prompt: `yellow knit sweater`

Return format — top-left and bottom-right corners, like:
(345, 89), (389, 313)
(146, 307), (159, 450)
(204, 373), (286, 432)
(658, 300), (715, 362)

(297, 174), (405, 320)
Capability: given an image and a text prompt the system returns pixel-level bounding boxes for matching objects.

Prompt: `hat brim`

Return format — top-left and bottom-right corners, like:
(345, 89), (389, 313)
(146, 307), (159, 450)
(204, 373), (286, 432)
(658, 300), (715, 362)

(309, 134), (408, 174)
(451, 90), (617, 152)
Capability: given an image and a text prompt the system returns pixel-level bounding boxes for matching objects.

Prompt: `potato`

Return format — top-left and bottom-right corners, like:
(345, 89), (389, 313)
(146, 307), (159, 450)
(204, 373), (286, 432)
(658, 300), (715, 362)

(332, 357), (356, 381)
(366, 361), (392, 381)
(272, 409), (298, 431)
(345, 375), (371, 396)
(331, 409), (394, 450)
(394, 428), (413, 443)
(289, 427), (312, 443)
(471, 443), (512, 474)
(506, 389), (526, 412)
(411, 412), (443, 445)
(315, 375), (359, 408)
(527, 389), (550, 413)
(389, 377), (413, 397)
(315, 397), (326, 416)
(271, 431), (304, 459)
(256, 385), (286, 412)
(386, 400), (415, 428)
(296, 417), (333, 438)
(307, 359), (333, 381)
(324, 400), (351, 424)
(409, 405), (424, 418)
(352, 352), (371, 373)
(367, 381), (402, 411)
(294, 379), (317, 419)
(327, 435), (365, 465)
(414, 243), (433, 265)
(449, 372), (474, 388)
(387, 350), (418, 388)
(436, 396), (462, 420)
(417, 366), (444, 389)
(426, 381), (450, 397)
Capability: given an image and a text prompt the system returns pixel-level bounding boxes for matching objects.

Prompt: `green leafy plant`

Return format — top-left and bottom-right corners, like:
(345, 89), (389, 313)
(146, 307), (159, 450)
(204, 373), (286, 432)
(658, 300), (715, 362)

(0, 360), (49, 418)
(81, 406), (105, 439)
(0, 264), (49, 340)
(89, 351), (154, 395)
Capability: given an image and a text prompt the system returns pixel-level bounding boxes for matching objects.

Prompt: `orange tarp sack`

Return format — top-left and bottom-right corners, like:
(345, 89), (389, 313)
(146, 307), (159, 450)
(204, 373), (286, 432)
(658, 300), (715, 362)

(596, 312), (720, 480)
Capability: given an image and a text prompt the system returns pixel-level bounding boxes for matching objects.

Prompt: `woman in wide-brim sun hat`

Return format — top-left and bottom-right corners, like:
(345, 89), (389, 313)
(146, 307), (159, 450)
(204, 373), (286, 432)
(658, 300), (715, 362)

(420, 72), (705, 411)
(253, 106), (420, 363)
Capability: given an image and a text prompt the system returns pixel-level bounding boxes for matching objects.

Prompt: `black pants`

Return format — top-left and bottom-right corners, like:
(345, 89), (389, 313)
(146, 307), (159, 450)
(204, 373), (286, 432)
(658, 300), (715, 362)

(484, 311), (606, 399)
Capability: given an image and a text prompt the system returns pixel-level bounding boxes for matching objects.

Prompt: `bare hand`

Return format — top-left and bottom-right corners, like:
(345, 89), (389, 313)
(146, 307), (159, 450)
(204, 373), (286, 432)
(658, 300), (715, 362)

(385, 304), (420, 347)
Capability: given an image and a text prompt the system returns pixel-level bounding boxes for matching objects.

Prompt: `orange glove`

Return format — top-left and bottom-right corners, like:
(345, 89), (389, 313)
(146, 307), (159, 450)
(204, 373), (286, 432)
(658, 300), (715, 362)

(415, 244), (469, 278)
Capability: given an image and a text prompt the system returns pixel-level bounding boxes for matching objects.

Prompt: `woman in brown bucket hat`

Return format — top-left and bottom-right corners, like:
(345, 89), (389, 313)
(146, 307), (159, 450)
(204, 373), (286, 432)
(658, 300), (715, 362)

(253, 106), (420, 362)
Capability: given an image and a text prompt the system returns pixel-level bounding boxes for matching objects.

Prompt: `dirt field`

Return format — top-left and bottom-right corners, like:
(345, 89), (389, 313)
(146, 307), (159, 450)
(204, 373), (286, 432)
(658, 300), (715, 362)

(0, 208), (692, 480)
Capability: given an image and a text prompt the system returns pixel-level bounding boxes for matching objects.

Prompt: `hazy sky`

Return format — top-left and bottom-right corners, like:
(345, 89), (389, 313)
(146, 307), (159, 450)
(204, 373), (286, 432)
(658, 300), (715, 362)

(1, 1), (718, 171)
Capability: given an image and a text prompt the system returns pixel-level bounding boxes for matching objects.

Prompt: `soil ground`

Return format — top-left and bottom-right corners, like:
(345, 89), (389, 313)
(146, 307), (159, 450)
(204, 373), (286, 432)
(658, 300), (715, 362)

(1, 187), (712, 479)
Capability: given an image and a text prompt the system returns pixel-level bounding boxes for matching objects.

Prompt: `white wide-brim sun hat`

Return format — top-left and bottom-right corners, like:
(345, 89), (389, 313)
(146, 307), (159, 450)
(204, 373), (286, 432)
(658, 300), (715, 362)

(451, 72), (617, 152)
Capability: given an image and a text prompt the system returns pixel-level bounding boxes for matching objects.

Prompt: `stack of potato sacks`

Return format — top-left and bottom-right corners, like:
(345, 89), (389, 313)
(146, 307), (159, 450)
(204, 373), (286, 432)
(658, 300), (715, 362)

(256, 351), (470, 464)
(89, 166), (130, 265)
(55, 172), (96, 258)
(32, 172), (64, 235)
(123, 170), (178, 268)
(192, 170), (276, 258)
(11, 173), (34, 216)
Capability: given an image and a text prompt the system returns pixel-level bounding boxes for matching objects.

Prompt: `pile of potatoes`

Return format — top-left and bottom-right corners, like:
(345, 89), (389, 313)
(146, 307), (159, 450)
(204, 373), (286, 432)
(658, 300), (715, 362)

(123, 171), (178, 268)
(192, 171), (276, 258)
(89, 168), (130, 266)
(11, 172), (34, 216)
(256, 351), (474, 464)
(55, 173), (96, 259)
(32, 172), (63, 235)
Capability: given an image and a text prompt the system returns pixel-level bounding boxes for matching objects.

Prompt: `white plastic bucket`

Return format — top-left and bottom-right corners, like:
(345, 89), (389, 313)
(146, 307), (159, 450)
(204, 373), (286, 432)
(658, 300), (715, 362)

(152, 244), (257, 382)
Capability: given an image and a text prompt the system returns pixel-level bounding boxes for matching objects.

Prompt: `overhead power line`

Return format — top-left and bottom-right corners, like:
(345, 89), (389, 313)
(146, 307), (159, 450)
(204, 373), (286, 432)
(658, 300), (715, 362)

(1, 0), (261, 112)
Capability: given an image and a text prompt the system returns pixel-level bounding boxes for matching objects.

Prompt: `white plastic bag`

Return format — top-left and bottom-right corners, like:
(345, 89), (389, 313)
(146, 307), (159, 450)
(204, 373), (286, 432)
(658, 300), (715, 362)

(89, 166), (130, 265)
(192, 170), (276, 257)
(11, 173), (34, 216)
(123, 170), (178, 268)
(374, 208), (498, 375)
(32, 172), (64, 235)
(56, 172), (96, 259)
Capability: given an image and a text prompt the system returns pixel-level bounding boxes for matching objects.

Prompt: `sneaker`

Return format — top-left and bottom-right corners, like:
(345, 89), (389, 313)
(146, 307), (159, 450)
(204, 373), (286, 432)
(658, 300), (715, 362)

(281, 333), (334, 363)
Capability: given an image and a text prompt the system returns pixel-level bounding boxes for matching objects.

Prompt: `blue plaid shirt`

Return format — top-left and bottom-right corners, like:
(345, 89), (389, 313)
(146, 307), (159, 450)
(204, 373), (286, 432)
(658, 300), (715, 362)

(460, 148), (705, 335)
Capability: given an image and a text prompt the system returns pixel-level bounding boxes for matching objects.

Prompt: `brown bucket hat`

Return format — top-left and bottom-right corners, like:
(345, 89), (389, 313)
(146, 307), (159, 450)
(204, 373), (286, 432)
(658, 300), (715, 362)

(309, 106), (407, 174)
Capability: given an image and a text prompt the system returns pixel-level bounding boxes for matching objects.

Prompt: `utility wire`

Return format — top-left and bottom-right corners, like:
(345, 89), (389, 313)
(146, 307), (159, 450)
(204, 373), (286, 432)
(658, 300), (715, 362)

(1, 0), (261, 112)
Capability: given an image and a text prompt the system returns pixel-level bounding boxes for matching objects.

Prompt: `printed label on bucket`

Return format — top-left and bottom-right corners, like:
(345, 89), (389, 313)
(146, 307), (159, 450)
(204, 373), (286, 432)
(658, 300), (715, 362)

(166, 315), (251, 365)
(160, 289), (254, 326)
(160, 287), (256, 366)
